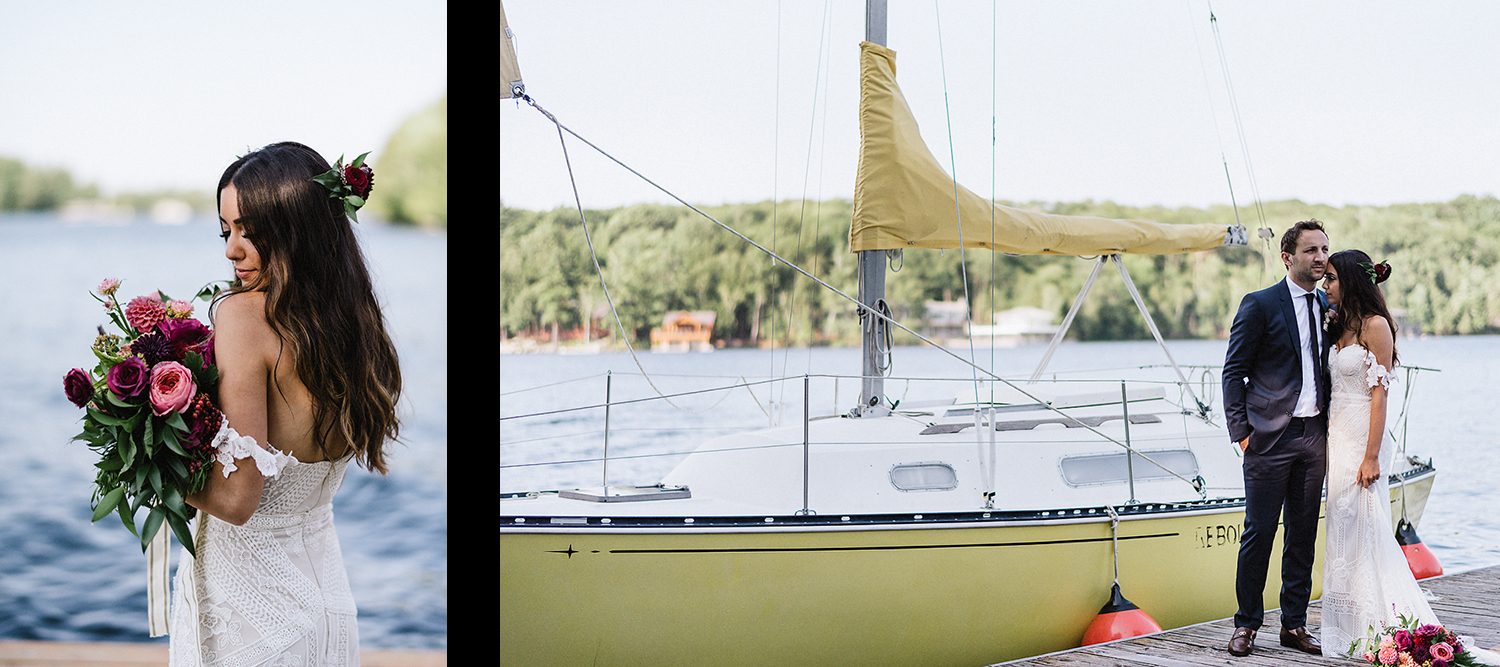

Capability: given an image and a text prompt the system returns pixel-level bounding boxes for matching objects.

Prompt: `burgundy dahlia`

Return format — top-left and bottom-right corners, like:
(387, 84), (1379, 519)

(131, 331), (178, 367)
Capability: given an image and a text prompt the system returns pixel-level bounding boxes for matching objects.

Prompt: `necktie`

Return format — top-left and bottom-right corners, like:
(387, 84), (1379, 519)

(1305, 293), (1322, 408)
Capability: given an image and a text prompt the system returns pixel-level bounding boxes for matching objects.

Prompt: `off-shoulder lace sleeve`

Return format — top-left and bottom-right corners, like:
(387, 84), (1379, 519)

(1363, 349), (1396, 389)
(210, 421), (295, 479)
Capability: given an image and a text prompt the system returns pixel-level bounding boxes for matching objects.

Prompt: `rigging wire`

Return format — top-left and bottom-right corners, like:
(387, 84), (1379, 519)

(769, 0), (782, 397)
(515, 94), (1207, 494)
(1189, 0), (1274, 285)
(933, 1), (984, 411)
(1206, 2), (1268, 236)
(779, 0), (834, 403)
(989, 0), (999, 404)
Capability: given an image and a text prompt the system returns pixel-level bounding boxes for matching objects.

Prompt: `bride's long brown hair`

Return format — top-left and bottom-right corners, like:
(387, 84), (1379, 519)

(214, 142), (402, 473)
(1328, 249), (1399, 367)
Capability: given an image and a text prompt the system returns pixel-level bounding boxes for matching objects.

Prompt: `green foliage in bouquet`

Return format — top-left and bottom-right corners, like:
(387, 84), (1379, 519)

(64, 279), (231, 557)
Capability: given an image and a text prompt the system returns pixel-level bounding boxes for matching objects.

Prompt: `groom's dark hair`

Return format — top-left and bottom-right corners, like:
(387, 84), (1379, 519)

(1280, 219), (1327, 255)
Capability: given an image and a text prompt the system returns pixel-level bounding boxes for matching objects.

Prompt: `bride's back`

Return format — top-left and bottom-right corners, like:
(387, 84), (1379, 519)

(212, 141), (401, 475)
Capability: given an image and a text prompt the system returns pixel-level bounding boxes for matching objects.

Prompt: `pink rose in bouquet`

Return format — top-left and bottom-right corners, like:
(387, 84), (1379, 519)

(1430, 642), (1454, 662)
(149, 361), (197, 416)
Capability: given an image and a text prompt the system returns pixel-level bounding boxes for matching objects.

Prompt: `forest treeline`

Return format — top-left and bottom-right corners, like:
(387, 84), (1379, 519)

(500, 195), (1500, 345)
(0, 156), (97, 211)
(2, 93), (446, 227)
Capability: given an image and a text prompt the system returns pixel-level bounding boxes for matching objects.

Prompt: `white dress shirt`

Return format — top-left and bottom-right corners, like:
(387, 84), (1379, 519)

(1286, 276), (1321, 418)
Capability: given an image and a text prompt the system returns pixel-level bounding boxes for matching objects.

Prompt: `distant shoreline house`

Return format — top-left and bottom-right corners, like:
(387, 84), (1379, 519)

(651, 311), (716, 353)
(921, 300), (970, 342)
(965, 306), (1060, 348)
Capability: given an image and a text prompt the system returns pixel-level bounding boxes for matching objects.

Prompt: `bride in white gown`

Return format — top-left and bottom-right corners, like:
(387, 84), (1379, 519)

(1318, 250), (1499, 664)
(175, 142), (403, 667)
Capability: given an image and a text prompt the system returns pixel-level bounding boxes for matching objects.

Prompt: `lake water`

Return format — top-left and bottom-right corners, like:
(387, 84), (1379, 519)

(502, 336), (1500, 575)
(0, 212), (446, 648)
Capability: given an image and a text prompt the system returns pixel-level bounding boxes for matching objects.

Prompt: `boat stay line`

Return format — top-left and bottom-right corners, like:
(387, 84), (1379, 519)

(516, 91), (1209, 494)
(594, 533), (1177, 555)
(500, 375), (786, 422)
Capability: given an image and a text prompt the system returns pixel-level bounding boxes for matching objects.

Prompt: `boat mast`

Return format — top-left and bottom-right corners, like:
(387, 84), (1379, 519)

(856, 0), (889, 417)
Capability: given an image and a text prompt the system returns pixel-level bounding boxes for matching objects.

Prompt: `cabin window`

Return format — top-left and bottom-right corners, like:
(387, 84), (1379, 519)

(1059, 450), (1198, 487)
(889, 463), (958, 492)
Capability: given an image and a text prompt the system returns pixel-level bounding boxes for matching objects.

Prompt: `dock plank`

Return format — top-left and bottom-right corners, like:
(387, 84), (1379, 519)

(0, 641), (445, 667)
(992, 564), (1500, 666)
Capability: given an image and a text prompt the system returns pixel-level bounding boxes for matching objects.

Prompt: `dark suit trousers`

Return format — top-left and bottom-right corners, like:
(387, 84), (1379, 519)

(1234, 415), (1326, 630)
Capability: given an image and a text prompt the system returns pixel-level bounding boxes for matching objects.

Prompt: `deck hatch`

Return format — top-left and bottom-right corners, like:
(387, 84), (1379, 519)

(889, 462), (958, 492)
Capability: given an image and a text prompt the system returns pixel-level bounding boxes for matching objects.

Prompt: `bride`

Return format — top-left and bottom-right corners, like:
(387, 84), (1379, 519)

(1318, 250), (1500, 664)
(1317, 249), (1435, 658)
(174, 142), (403, 666)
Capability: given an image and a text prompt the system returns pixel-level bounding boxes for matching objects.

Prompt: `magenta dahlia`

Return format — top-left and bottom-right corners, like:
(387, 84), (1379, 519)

(125, 294), (167, 332)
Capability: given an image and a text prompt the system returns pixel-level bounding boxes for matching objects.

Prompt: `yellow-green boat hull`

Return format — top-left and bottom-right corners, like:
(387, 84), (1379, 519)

(500, 474), (1433, 667)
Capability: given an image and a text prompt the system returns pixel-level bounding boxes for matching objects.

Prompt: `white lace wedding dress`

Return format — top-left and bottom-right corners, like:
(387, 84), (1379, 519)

(1320, 344), (1437, 658)
(169, 429), (360, 667)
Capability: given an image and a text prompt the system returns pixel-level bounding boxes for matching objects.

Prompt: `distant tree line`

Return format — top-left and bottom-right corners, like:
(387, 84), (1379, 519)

(500, 194), (1500, 344)
(2, 92), (446, 228)
(0, 156), (96, 211)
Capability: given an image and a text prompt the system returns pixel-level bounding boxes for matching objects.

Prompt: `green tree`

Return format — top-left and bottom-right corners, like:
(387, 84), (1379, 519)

(369, 95), (446, 227)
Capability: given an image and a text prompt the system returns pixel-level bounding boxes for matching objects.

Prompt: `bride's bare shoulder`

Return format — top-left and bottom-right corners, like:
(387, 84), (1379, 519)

(213, 292), (277, 351)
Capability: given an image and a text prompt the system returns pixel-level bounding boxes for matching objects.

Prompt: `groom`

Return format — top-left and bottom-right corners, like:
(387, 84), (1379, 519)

(1221, 219), (1331, 657)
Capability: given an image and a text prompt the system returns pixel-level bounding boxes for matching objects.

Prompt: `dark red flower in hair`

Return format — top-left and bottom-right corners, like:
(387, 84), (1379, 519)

(1372, 261), (1392, 284)
(344, 163), (373, 200)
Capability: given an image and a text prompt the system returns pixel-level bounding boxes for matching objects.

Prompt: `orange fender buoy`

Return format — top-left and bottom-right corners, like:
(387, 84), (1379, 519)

(1395, 518), (1442, 580)
(1081, 583), (1163, 646)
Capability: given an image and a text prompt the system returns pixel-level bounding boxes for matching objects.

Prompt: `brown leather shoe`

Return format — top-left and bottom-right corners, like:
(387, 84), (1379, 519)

(1280, 626), (1322, 655)
(1228, 627), (1255, 656)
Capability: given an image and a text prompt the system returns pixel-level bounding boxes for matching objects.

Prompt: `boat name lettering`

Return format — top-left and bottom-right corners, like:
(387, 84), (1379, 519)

(1195, 523), (1241, 549)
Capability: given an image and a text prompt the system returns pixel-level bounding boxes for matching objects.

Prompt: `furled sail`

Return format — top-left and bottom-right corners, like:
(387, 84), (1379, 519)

(502, 1), (524, 99)
(852, 41), (1241, 255)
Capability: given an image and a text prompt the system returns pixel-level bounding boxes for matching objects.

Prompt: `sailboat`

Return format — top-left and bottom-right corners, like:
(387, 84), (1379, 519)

(499, 4), (1439, 666)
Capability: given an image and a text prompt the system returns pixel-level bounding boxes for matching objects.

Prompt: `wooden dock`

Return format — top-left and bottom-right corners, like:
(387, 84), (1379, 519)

(990, 563), (1500, 666)
(0, 640), (445, 667)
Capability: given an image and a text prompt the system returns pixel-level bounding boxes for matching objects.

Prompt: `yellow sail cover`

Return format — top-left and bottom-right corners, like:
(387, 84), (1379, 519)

(852, 41), (1231, 256)
(502, 1), (524, 99)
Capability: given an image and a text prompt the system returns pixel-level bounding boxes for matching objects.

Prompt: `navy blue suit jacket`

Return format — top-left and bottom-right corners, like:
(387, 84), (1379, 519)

(1222, 280), (1331, 456)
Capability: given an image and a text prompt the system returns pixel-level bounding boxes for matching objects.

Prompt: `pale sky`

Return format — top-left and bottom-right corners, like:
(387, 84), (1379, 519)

(501, 1), (1500, 214)
(0, 1), (446, 197)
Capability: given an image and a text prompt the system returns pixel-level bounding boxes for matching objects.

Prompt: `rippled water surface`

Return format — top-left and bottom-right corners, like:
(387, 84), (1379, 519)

(0, 212), (446, 648)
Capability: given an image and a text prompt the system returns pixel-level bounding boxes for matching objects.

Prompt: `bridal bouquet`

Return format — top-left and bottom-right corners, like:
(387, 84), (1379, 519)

(1354, 614), (1481, 667)
(63, 278), (227, 557)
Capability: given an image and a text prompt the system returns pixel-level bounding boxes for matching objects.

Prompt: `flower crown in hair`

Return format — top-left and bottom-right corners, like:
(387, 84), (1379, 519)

(310, 152), (373, 222)
(1357, 260), (1392, 284)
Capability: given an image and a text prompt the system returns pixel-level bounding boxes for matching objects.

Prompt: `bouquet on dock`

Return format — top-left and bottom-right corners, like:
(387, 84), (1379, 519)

(63, 278), (227, 557)
(1354, 614), (1482, 667)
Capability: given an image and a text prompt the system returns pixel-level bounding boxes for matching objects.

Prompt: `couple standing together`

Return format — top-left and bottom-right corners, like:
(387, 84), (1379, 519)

(1222, 219), (1437, 659)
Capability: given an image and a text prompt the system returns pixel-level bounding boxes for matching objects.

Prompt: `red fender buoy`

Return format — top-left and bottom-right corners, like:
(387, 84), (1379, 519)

(1395, 518), (1442, 580)
(1081, 583), (1163, 646)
